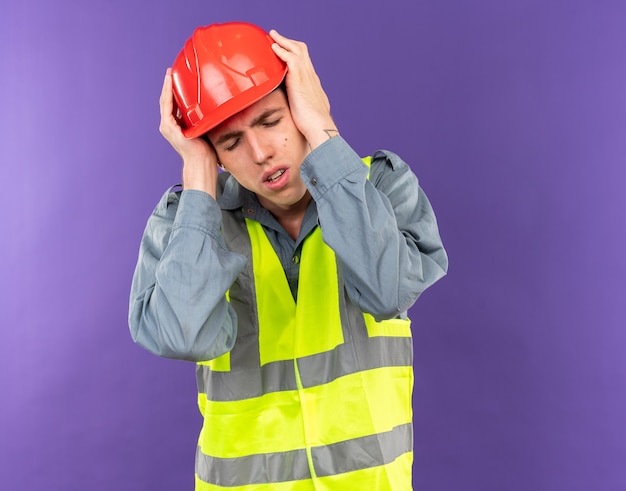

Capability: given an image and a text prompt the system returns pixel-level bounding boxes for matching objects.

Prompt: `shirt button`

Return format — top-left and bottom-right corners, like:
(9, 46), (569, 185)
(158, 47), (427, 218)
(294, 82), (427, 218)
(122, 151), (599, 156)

(292, 255), (300, 264)
(310, 177), (318, 185)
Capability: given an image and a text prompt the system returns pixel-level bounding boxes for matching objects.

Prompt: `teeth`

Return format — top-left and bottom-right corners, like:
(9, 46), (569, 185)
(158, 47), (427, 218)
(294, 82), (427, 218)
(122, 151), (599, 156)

(267, 170), (285, 182)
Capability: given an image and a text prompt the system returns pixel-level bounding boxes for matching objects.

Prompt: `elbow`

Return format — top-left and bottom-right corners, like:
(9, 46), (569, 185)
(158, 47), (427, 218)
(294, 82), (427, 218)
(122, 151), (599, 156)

(131, 321), (235, 362)
(378, 259), (449, 319)
(407, 248), (449, 298)
(128, 307), (237, 362)
(359, 289), (410, 321)
(162, 319), (236, 362)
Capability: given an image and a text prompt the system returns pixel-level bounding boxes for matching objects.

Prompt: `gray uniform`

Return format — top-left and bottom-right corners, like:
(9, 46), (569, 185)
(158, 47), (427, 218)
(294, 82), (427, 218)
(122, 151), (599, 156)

(129, 137), (448, 361)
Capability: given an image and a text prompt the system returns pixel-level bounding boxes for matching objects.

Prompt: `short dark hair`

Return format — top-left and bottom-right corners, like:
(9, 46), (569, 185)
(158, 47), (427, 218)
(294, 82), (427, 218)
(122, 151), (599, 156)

(275, 80), (287, 102)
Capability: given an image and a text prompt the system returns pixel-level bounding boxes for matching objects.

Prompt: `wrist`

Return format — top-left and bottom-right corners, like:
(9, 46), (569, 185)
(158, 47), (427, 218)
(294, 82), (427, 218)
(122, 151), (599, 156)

(182, 156), (218, 197)
(305, 122), (340, 150)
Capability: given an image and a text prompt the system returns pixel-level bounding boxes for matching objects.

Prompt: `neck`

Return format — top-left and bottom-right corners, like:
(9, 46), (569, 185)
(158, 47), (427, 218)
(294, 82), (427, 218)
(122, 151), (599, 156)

(259, 192), (312, 241)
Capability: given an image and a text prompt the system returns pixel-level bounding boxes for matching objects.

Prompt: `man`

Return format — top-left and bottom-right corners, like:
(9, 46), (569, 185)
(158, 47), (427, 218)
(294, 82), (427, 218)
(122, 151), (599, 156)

(129, 22), (448, 491)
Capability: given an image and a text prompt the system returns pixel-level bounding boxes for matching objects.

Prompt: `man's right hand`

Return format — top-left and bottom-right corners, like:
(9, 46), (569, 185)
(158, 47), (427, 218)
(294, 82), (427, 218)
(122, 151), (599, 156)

(159, 68), (219, 197)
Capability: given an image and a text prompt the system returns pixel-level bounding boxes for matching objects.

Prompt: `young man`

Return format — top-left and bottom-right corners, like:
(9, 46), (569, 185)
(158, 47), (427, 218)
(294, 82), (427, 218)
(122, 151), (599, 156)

(129, 22), (448, 491)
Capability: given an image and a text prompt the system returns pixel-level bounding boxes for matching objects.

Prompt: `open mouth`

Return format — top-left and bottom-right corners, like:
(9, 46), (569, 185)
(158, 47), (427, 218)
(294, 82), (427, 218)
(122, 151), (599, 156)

(266, 169), (285, 183)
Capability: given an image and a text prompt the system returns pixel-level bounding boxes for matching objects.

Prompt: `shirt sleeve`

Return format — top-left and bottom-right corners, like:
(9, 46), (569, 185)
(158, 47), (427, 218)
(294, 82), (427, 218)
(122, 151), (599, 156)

(128, 187), (247, 361)
(300, 137), (448, 320)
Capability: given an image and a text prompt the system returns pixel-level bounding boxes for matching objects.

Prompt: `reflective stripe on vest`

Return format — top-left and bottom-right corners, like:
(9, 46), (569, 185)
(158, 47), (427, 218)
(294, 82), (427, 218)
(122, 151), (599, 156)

(195, 156), (414, 490)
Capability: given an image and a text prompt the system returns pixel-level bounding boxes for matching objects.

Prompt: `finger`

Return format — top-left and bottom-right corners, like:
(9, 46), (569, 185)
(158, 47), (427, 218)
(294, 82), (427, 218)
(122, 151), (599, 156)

(269, 29), (307, 55)
(160, 68), (172, 99)
(269, 29), (291, 45)
(159, 68), (174, 117)
(270, 41), (291, 63)
(159, 69), (186, 141)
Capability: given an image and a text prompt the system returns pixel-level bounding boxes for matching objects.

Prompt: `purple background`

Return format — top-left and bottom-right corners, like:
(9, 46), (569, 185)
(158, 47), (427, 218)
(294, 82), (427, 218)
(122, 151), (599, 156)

(1, 0), (625, 489)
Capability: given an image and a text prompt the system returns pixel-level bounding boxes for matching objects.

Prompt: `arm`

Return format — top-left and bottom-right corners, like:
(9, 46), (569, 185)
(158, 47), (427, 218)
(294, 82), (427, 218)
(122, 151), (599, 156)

(128, 188), (247, 361)
(269, 30), (339, 150)
(159, 67), (220, 196)
(128, 69), (247, 361)
(301, 137), (448, 319)
(270, 30), (447, 318)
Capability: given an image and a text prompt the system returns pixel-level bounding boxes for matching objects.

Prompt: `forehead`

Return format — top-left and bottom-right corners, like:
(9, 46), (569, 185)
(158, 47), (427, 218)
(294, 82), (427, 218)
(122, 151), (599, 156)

(207, 89), (288, 138)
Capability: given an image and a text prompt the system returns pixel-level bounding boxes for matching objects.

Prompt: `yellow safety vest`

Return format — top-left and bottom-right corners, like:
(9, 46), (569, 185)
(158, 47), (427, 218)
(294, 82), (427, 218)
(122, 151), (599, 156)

(195, 158), (414, 490)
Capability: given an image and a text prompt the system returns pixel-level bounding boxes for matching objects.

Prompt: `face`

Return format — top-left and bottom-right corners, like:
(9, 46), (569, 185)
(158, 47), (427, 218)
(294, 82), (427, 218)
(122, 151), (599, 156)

(207, 90), (311, 217)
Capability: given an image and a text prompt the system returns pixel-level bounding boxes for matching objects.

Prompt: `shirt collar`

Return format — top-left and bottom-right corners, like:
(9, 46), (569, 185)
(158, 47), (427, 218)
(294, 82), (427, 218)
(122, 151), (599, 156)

(217, 173), (286, 233)
(217, 173), (248, 210)
(216, 172), (319, 242)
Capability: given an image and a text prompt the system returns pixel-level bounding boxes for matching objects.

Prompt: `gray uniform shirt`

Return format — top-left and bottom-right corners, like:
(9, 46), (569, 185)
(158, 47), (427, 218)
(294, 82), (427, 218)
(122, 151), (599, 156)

(129, 137), (448, 361)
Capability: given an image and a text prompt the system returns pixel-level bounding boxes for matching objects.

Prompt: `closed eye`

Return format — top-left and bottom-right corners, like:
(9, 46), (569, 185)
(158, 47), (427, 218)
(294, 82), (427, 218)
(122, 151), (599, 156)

(224, 138), (241, 152)
(214, 108), (284, 151)
(262, 118), (281, 128)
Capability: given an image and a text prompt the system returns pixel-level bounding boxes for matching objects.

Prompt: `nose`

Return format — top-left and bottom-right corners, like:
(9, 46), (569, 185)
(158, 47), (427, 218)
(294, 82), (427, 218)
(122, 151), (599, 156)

(247, 130), (273, 165)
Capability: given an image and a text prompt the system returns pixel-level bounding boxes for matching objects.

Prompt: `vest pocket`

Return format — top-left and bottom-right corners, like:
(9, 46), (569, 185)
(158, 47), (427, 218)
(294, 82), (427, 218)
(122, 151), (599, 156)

(198, 350), (231, 371)
(363, 314), (411, 338)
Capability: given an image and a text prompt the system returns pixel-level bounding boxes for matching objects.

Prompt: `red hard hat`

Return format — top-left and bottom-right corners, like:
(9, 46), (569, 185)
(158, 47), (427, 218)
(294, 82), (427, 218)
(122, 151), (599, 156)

(171, 22), (288, 139)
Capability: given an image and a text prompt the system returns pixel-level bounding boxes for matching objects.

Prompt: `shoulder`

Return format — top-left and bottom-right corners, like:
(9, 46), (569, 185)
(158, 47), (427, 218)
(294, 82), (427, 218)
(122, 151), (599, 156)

(368, 150), (418, 190)
(151, 185), (182, 219)
(371, 149), (409, 170)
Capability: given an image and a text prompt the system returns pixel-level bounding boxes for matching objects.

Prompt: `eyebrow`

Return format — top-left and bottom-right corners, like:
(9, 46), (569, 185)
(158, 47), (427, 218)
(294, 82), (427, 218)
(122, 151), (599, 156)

(213, 108), (284, 147)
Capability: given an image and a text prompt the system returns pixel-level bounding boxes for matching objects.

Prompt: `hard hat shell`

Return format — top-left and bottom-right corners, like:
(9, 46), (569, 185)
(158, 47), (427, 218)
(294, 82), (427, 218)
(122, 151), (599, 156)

(171, 22), (288, 139)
